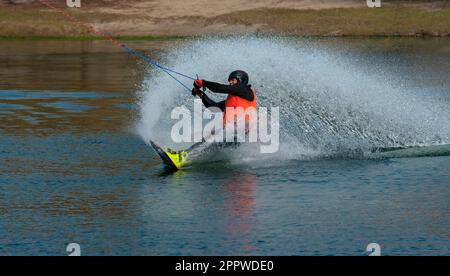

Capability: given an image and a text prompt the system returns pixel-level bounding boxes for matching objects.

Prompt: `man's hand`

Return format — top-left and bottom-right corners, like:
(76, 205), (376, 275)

(192, 88), (203, 98)
(193, 79), (203, 89)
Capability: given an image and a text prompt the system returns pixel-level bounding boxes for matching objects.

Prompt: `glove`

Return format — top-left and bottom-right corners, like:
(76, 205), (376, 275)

(192, 88), (203, 98)
(193, 79), (203, 89)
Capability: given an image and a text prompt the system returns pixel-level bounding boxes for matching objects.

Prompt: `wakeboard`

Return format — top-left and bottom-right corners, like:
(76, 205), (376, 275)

(150, 140), (188, 171)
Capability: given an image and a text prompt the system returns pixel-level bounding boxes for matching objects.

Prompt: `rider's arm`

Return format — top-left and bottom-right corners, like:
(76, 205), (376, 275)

(201, 93), (226, 112)
(203, 81), (254, 102)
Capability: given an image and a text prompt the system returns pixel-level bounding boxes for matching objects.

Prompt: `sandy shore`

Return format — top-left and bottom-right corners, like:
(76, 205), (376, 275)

(1, 0), (449, 37)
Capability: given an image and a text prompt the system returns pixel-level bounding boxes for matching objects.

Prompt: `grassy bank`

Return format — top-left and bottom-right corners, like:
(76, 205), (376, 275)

(0, 35), (189, 41)
(0, 5), (449, 38)
(214, 6), (450, 37)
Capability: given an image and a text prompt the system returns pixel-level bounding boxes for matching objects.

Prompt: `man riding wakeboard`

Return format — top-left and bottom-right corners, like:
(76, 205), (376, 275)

(189, 70), (257, 149)
(151, 70), (257, 171)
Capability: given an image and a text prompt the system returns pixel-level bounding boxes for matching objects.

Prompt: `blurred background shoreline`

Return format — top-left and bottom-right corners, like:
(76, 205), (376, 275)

(1, 0), (449, 39)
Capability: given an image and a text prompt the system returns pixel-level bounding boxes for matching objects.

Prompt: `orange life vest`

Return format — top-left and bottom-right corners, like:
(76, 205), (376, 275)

(224, 89), (257, 125)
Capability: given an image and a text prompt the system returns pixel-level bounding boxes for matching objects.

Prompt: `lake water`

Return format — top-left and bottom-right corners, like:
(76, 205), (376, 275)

(0, 38), (449, 256)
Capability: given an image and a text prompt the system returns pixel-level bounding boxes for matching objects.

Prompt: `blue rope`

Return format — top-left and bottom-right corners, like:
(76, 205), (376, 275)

(121, 44), (195, 92)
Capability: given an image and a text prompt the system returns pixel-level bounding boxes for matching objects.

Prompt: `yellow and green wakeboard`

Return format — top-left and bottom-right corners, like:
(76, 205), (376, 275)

(150, 140), (188, 171)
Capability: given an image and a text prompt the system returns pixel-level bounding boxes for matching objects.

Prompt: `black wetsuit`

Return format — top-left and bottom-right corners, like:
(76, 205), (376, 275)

(199, 81), (254, 112)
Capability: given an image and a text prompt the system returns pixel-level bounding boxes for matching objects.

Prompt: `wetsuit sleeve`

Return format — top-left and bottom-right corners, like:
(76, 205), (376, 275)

(203, 80), (254, 102)
(201, 93), (226, 112)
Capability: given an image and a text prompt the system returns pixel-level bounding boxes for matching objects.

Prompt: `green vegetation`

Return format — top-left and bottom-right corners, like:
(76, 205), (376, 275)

(1, 5), (449, 39)
(218, 6), (450, 36)
(0, 35), (189, 41)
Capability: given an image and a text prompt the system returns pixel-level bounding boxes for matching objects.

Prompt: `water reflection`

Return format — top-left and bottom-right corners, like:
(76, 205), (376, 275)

(0, 40), (186, 136)
(223, 172), (258, 254)
(0, 40), (178, 93)
(0, 90), (132, 135)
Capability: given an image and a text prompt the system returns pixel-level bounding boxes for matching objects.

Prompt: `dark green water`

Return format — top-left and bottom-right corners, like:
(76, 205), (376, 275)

(0, 38), (449, 256)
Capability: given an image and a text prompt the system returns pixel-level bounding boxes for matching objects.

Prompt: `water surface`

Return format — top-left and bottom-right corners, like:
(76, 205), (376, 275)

(0, 38), (449, 256)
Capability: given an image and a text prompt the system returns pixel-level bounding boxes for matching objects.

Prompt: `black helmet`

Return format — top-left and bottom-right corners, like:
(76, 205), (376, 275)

(228, 70), (249, 85)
